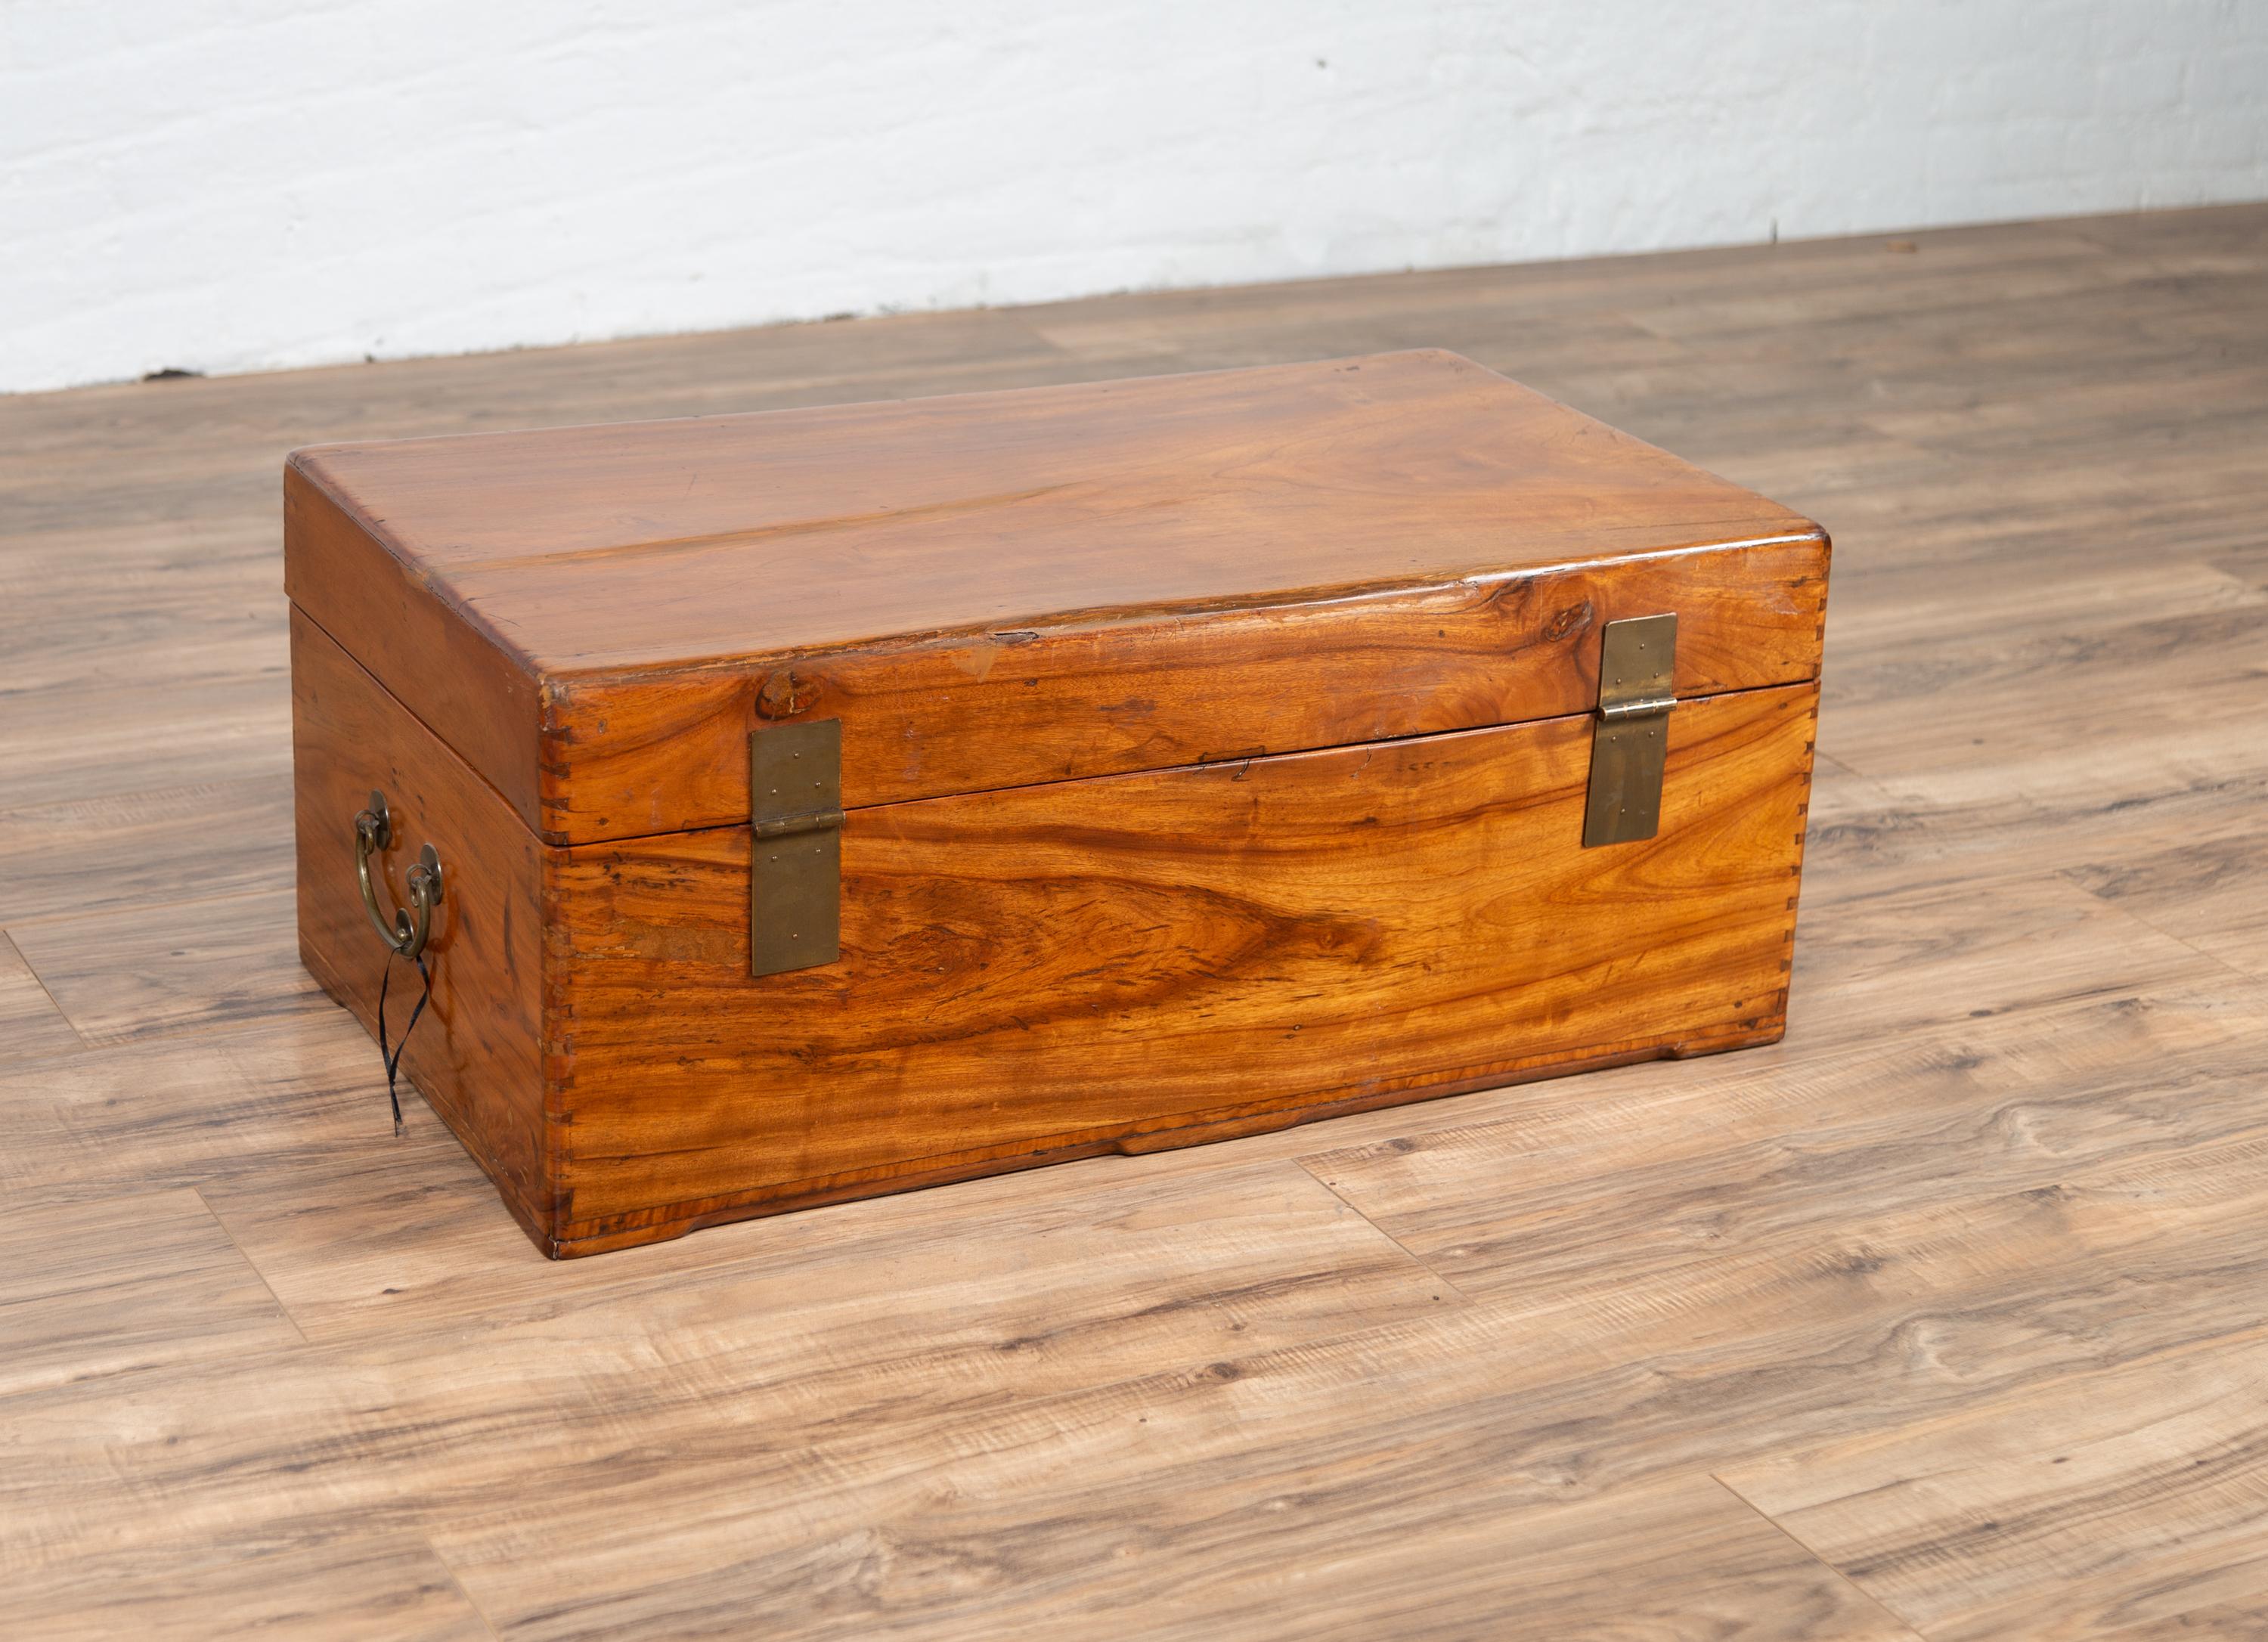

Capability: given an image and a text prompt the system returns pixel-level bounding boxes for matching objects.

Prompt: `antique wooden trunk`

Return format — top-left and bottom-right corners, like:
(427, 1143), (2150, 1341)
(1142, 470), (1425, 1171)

(285, 349), (1829, 1258)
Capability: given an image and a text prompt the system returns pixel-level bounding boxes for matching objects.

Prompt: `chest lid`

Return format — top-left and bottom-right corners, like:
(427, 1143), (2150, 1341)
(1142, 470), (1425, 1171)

(284, 349), (1826, 847)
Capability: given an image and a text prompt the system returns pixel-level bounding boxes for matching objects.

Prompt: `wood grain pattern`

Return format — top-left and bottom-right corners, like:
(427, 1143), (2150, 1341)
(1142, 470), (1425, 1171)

(0, 1160), (1485, 1619)
(1721, 1318), (2268, 1640)
(551, 682), (1816, 1250)
(1299, 885), (2268, 1306)
(0, 776), (293, 926)
(0, 1022), (510, 1233)
(407, 1107), (2268, 1640)
(2, 1529), (497, 1642)
(2068, 832), (2268, 982)
(290, 609), (552, 1243)
(444, 1469), (1926, 1642)
(0, 1188), (299, 1400)
(285, 349), (1826, 841)
(0, 930), (81, 1064)
(1094, 1470), (1926, 1641)
(6, 204), (2268, 1639)
(8, 887), (321, 1046)
(16, 1099), (2264, 1641)
(284, 464), (544, 840)
(547, 534), (1825, 841)
(290, 350), (1814, 655)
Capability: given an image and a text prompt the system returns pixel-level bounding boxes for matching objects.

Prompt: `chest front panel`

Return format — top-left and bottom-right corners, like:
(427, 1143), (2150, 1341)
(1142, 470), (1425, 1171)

(544, 682), (1817, 1250)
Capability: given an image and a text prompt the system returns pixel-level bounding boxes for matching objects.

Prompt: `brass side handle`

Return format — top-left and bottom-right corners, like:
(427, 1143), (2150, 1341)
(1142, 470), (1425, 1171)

(353, 790), (444, 960)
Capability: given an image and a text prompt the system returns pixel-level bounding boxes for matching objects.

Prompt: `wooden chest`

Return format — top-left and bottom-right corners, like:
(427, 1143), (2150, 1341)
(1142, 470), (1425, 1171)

(285, 350), (1829, 1258)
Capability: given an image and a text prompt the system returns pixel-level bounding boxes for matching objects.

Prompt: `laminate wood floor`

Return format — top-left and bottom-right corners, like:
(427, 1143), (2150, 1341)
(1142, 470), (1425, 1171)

(5, 204), (2267, 1640)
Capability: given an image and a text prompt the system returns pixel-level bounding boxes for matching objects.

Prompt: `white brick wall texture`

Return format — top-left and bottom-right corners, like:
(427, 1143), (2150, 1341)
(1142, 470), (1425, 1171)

(4, 0), (2265, 392)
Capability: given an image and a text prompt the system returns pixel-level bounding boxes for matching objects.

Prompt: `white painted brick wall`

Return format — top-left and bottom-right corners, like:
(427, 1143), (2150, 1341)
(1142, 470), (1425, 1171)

(4, 0), (2264, 392)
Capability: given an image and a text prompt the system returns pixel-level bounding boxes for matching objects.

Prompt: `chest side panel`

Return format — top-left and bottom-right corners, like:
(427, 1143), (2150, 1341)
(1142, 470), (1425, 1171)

(549, 680), (1817, 1249)
(290, 610), (555, 1244)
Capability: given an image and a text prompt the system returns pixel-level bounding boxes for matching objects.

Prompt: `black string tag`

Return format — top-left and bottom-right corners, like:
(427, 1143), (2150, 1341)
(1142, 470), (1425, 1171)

(376, 950), (432, 1137)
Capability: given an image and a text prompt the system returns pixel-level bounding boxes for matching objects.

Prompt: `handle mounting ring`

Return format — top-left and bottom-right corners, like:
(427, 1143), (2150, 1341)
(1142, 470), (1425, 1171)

(353, 789), (443, 960)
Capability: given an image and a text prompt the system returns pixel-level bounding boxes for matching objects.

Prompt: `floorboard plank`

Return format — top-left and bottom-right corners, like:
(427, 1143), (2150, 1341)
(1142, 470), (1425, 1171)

(1721, 1325), (2268, 1641)
(448, 1470), (1924, 1642)
(2, 1529), (497, 1642)
(0, 1187), (300, 1402)
(9, 888), (324, 1046)
(0, 931), (82, 1066)
(1297, 967), (2268, 1306)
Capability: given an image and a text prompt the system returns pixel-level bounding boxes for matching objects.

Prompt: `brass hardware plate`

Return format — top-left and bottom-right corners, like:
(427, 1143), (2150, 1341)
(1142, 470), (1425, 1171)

(749, 720), (844, 977)
(1582, 613), (1678, 847)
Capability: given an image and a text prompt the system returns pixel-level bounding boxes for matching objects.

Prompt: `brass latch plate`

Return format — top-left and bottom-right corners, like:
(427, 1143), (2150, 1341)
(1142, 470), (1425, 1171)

(1582, 613), (1677, 847)
(749, 720), (844, 976)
